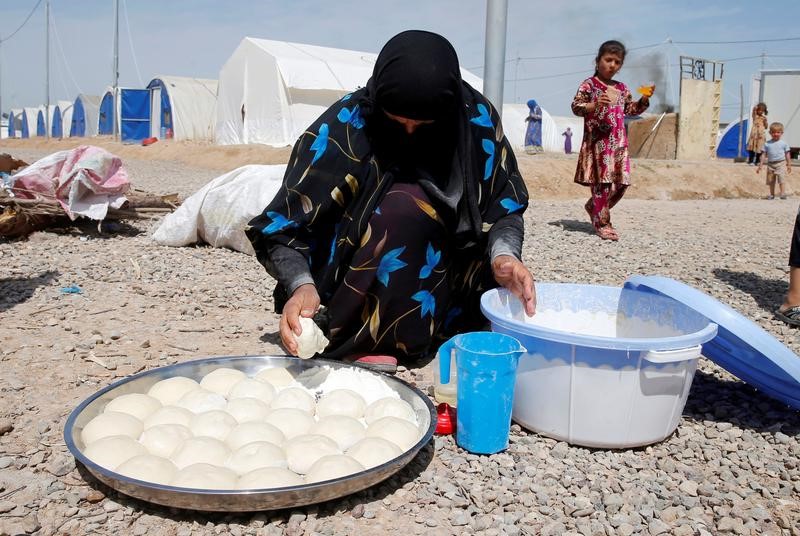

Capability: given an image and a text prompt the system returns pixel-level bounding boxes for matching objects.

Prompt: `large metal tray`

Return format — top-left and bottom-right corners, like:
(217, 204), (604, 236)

(64, 355), (436, 512)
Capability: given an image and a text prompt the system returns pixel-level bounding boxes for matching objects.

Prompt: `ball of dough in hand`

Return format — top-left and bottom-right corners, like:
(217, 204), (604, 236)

(171, 463), (237, 489)
(228, 378), (276, 406)
(147, 376), (200, 406)
(189, 410), (238, 441)
(312, 416), (365, 451)
(225, 422), (286, 451)
(225, 441), (287, 474)
(81, 411), (143, 445)
(283, 434), (341, 474)
(199, 367), (246, 396)
(237, 467), (304, 489)
(175, 389), (227, 414)
(316, 389), (367, 419)
(346, 437), (403, 469)
(225, 398), (270, 424)
(139, 424), (193, 458)
(82, 435), (147, 470)
(254, 367), (295, 388)
(305, 454), (364, 483)
(271, 387), (316, 414)
(364, 397), (416, 425)
(104, 393), (162, 421)
(264, 408), (315, 440)
(365, 416), (420, 450)
(143, 406), (194, 429)
(170, 437), (230, 469)
(293, 317), (329, 359)
(115, 454), (177, 485)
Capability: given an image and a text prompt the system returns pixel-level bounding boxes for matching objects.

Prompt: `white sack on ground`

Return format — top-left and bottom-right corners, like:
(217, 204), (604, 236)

(152, 164), (286, 255)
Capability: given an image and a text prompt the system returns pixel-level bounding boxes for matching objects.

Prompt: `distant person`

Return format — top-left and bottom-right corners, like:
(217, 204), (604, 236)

(247, 30), (535, 370)
(562, 127), (573, 154)
(757, 122), (792, 199)
(571, 40), (651, 241)
(747, 103), (768, 165)
(524, 99), (543, 154)
(776, 206), (800, 327)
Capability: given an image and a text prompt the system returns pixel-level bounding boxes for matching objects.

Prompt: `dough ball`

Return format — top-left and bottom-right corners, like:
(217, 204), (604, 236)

(175, 389), (227, 414)
(81, 411), (143, 445)
(225, 441), (287, 474)
(171, 463), (237, 490)
(294, 317), (329, 359)
(365, 416), (420, 451)
(264, 408), (315, 440)
(104, 393), (162, 421)
(254, 367), (295, 388)
(364, 397), (416, 425)
(225, 398), (270, 424)
(271, 387), (316, 414)
(199, 367), (247, 396)
(346, 437), (403, 469)
(147, 376), (200, 406)
(283, 434), (341, 474)
(312, 416), (365, 451)
(316, 389), (367, 419)
(139, 424), (193, 458)
(305, 454), (364, 484)
(228, 378), (276, 406)
(143, 406), (194, 429)
(82, 435), (147, 470)
(189, 410), (238, 441)
(237, 467), (304, 490)
(115, 454), (177, 485)
(170, 436), (230, 469)
(225, 422), (286, 451)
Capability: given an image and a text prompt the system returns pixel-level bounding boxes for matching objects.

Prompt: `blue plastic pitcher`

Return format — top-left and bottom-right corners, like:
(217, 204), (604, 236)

(438, 331), (526, 454)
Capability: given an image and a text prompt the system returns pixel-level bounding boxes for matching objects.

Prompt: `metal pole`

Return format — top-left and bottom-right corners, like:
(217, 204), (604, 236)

(45, 0), (50, 138)
(737, 83), (744, 160)
(113, 0), (119, 139)
(483, 0), (508, 114)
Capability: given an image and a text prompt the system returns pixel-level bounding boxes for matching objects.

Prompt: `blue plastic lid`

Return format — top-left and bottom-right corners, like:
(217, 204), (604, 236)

(624, 275), (800, 410)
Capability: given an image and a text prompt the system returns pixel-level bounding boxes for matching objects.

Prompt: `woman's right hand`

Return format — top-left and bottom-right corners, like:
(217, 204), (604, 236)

(280, 283), (320, 356)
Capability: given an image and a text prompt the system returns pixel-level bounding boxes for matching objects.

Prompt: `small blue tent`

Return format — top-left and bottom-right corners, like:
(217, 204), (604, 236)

(52, 101), (72, 138)
(69, 94), (101, 137)
(20, 107), (40, 138)
(120, 88), (151, 142)
(36, 109), (46, 136)
(7, 109), (21, 137)
(717, 119), (748, 159)
(146, 79), (173, 137)
(98, 91), (114, 135)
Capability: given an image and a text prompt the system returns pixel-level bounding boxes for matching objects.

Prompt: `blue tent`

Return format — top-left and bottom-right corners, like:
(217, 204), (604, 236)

(36, 109), (46, 136)
(69, 94), (101, 137)
(717, 119), (748, 159)
(146, 79), (173, 138)
(120, 88), (151, 142)
(20, 108), (39, 138)
(7, 109), (21, 137)
(98, 91), (114, 135)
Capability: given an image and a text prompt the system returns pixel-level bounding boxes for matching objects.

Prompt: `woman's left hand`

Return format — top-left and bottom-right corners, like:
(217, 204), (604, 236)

(492, 255), (536, 316)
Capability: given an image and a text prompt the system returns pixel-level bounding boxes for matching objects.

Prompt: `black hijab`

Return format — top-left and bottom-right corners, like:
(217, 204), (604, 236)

(359, 30), (480, 239)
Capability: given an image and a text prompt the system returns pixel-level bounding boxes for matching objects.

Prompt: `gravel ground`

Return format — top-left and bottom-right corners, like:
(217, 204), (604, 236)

(0, 151), (799, 535)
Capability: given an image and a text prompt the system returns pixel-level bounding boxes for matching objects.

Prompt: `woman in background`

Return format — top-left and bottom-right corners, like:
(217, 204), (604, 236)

(524, 99), (543, 154)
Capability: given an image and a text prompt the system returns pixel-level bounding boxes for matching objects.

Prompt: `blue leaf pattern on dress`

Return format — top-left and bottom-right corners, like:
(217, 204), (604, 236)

(310, 123), (329, 164)
(341, 93), (352, 101)
(262, 211), (298, 235)
(336, 105), (364, 129)
(327, 224), (341, 265)
(377, 247), (407, 287)
(412, 290), (436, 318)
(419, 243), (441, 279)
(482, 139), (495, 180)
(500, 198), (524, 214)
(470, 104), (493, 128)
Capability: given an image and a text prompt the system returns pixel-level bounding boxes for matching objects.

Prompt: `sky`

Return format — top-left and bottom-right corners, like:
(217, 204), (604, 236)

(1, 0), (799, 124)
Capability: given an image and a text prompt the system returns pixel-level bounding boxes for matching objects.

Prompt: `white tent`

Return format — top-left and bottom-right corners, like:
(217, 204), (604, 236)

(216, 37), (484, 147)
(500, 103), (583, 153)
(147, 76), (218, 140)
(56, 100), (74, 138)
(22, 107), (41, 137)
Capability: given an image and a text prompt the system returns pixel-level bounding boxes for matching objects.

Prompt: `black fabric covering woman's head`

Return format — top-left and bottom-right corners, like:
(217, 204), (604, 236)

(359, 30), (480, 241)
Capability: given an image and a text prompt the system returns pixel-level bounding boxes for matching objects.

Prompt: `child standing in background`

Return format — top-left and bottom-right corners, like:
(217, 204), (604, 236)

(571, 40), (650, 241)
(747, 103), (768, 165)
(757, 122), (792, 199)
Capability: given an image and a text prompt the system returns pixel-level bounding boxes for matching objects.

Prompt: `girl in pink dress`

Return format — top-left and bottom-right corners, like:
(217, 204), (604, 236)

(571, 40), (651, 240)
